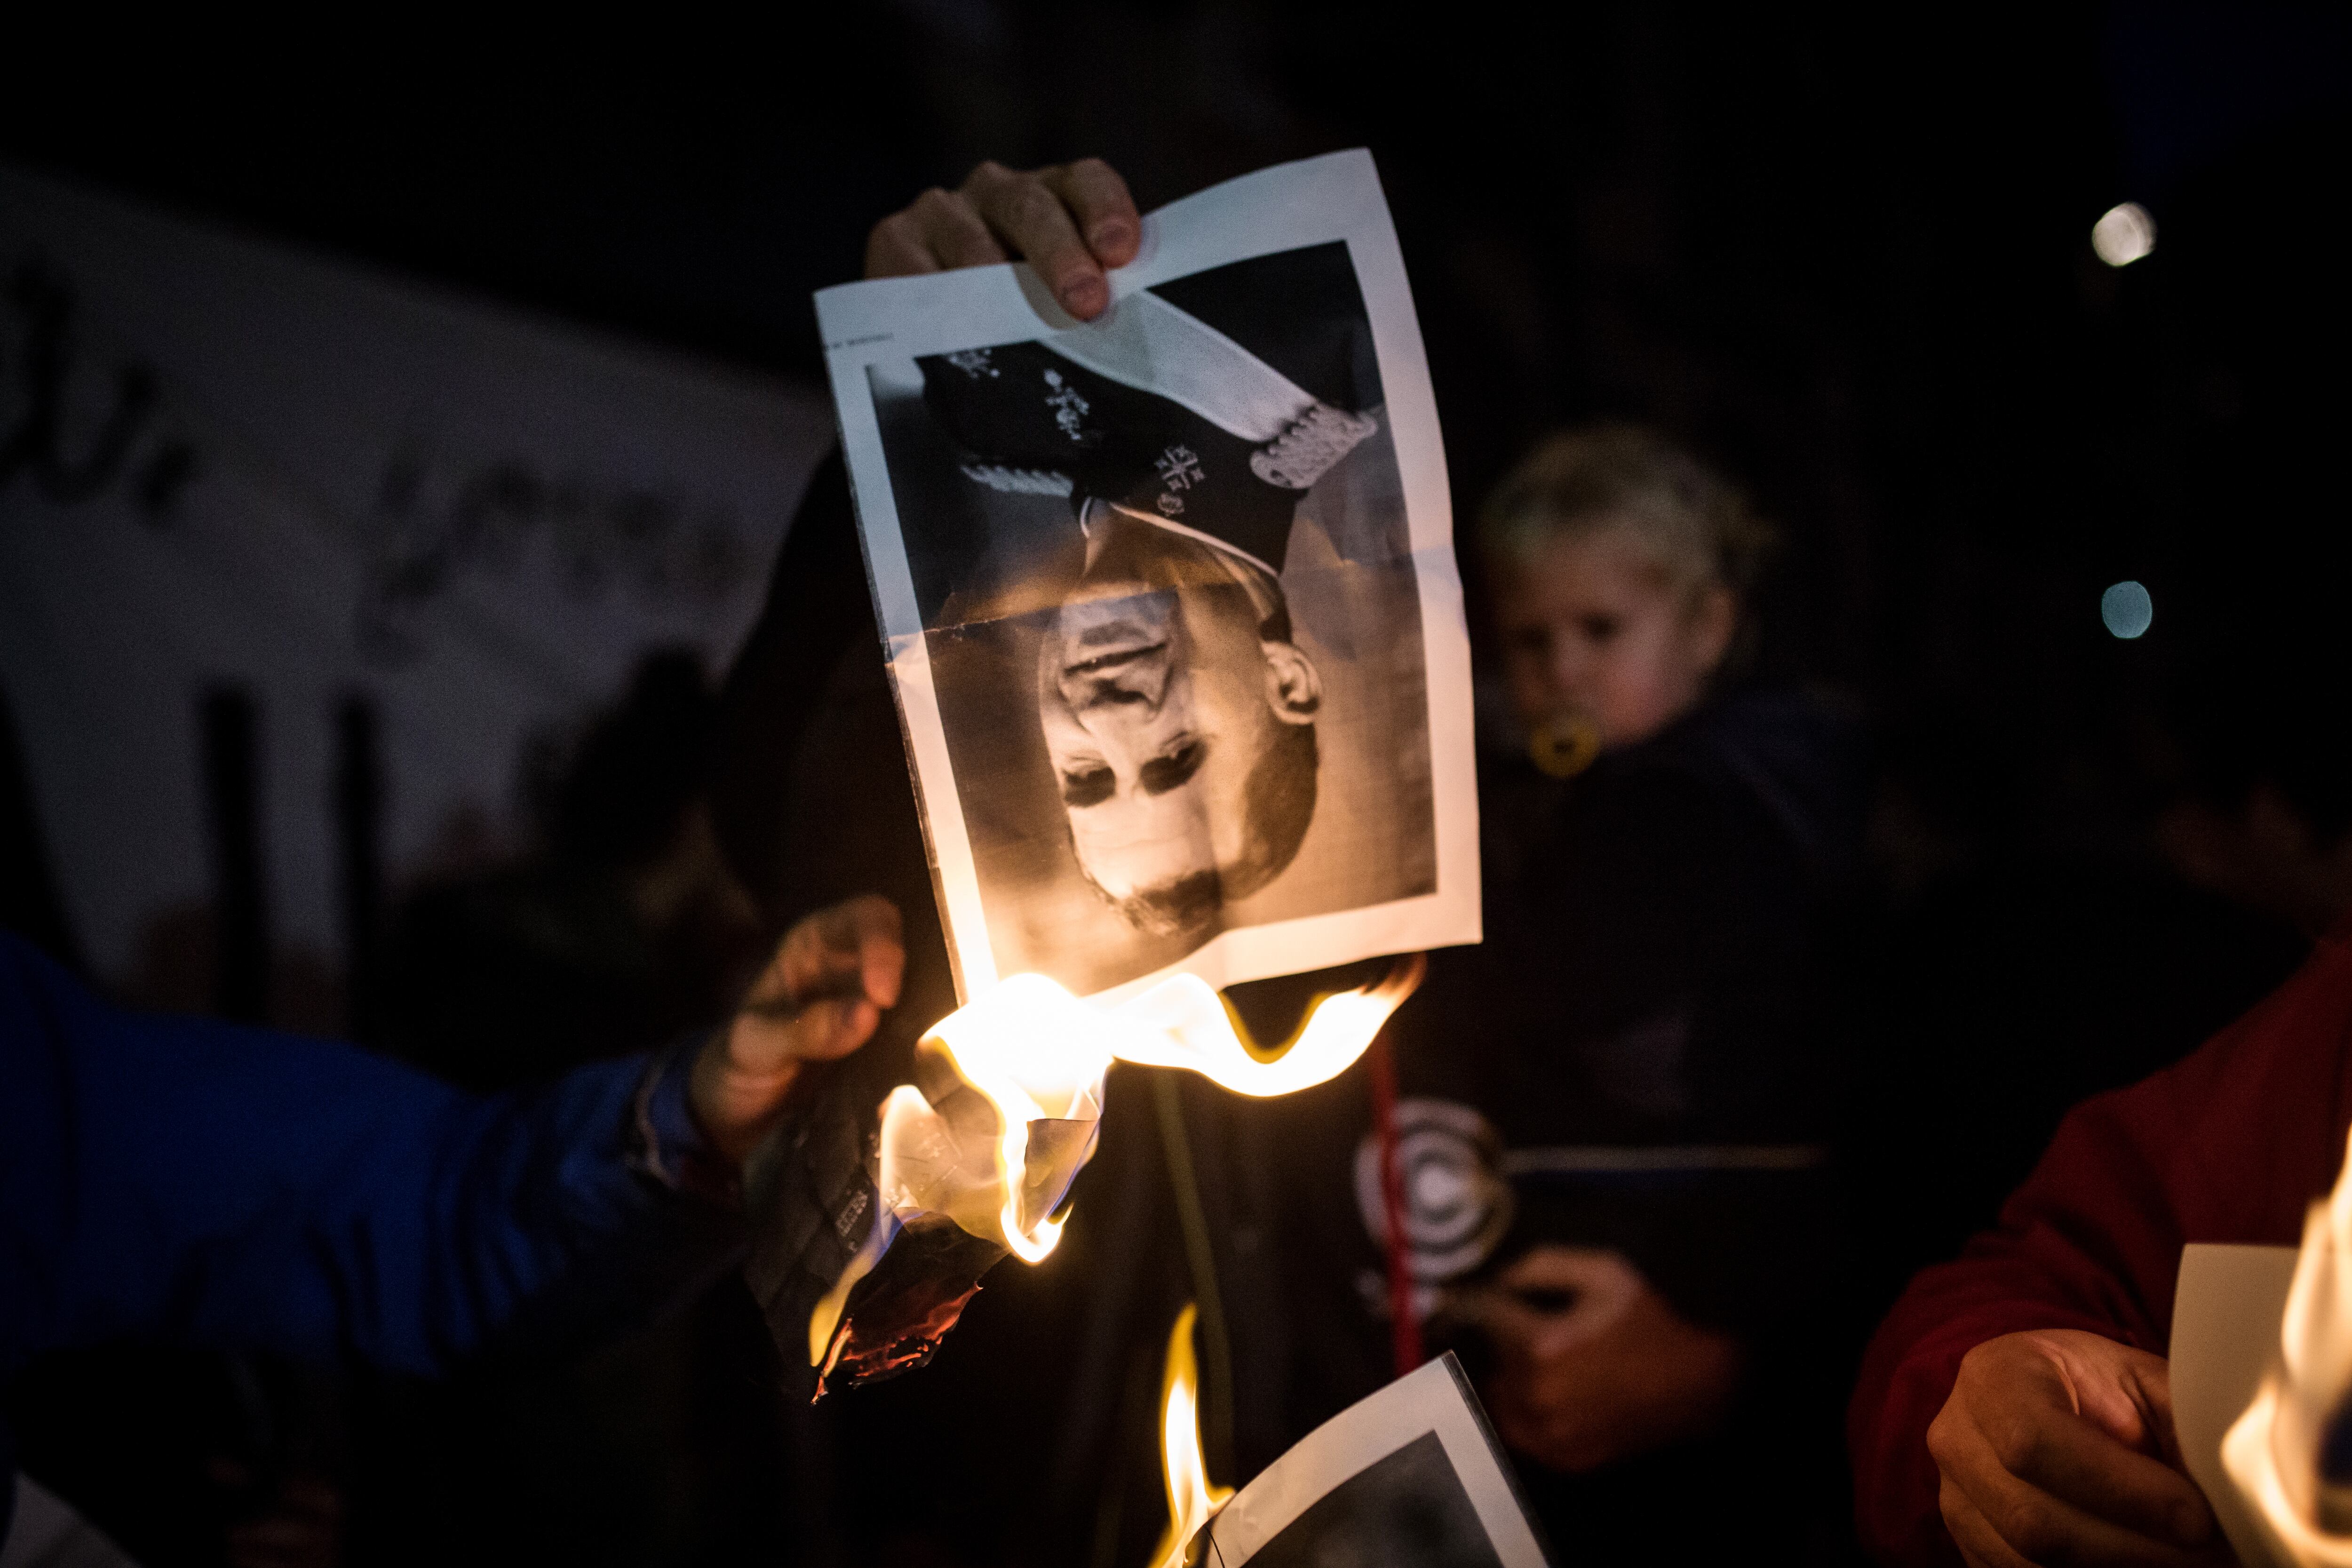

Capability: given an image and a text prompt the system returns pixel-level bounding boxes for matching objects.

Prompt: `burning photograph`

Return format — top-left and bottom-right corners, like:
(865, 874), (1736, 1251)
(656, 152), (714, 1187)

(1198, 1356), (1550, 1568)
(1222, 1433), (1505, 1568)
(823, 153), (1480, 998)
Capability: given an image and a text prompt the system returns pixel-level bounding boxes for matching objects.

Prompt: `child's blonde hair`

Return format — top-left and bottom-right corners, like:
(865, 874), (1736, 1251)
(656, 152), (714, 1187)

(1479, 423), (1777, 601)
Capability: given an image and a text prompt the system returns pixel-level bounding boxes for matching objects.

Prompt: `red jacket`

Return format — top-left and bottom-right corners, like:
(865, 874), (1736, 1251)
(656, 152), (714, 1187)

(1848, 927), (2352, 1566)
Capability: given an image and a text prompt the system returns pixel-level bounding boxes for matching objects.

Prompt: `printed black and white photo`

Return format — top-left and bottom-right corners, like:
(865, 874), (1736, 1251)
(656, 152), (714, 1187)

(1223, 1434), (1503, 1568)
(819, 153), (1478, 999)
(1200, 1357), (1549, 1568)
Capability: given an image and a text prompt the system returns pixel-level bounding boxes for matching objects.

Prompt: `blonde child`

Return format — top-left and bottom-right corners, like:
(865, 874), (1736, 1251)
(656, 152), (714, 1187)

(1395, 423), (1863, 1562)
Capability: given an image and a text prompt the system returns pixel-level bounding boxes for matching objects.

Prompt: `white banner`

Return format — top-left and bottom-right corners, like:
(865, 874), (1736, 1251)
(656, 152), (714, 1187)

(0, 163), (834, 985)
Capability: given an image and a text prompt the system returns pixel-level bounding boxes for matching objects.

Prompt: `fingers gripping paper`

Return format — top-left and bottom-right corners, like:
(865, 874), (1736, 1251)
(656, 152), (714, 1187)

(751, 152), (1476, 1399)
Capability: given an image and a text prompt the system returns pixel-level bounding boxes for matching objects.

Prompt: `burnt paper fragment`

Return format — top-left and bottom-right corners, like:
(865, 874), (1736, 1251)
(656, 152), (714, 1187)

(742, 1037), (1100, 1401)
(811, 1212), (1005, 1390)
(742, 1053), (896, 1404)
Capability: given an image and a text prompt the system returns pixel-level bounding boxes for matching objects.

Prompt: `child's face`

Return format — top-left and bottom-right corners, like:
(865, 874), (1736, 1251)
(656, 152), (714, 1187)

(1492, 525), (1735, 750)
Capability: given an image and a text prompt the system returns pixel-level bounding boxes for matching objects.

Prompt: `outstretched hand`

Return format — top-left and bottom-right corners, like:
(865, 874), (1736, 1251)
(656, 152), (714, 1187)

(1927, 1329), (2226, 1568)
(689, 894), (905, 1164)
(865, 159), (1141, 320)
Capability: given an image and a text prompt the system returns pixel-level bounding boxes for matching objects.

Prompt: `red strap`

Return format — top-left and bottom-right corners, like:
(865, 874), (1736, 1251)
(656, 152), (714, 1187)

(1367, 1033), (1423, 1376)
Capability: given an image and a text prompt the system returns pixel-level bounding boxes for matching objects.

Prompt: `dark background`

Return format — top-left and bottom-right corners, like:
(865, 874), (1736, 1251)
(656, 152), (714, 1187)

(4, 3), (2343, 866)
(4, 4), (2352, 1566)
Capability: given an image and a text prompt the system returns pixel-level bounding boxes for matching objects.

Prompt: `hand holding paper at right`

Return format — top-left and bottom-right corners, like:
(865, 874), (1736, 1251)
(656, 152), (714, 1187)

(1926, 1329), (2222, 1568)
(1847, 929), (2352, 1568)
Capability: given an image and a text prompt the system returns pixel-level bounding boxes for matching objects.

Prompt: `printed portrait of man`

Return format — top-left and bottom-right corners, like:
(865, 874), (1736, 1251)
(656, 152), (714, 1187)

(867, 240), (1437, 985)
(1036, 500), (1324, 936)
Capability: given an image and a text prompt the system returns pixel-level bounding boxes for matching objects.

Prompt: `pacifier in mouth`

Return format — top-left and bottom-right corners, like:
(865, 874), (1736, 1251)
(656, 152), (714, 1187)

(1528, 712), (1603, 779)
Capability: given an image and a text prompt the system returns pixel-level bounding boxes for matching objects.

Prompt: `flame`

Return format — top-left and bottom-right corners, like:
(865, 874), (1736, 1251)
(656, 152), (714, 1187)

(913, 957), (1424, 1260)
(1115, 954), (1428, 1098)
(1151, 1303), (1232, 1568)
(811, 957), (1427, 1363)
(2225, 1126), (2352, 1564)
(805, 1085), (930, 1365)
(922, 973), (1119, 1261)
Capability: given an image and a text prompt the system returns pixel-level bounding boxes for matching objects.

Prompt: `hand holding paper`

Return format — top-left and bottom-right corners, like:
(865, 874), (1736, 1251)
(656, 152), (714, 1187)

(747, 150), (1477, 1402)
(1926, 1329), (2221, 1568)
(865, 158), (1141, 320)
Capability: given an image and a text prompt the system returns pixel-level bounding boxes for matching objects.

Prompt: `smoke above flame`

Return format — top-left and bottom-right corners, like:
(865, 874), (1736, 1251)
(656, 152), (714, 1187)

(1152, 1303), (1232, 1568)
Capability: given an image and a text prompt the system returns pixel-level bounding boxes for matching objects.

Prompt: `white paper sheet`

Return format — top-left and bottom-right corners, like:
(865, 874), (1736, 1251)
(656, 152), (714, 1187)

(2172, 1242), (2301, 1568)
(1, 1474), (139, 1568)
(814, 151), (1479, 1003)
(0, 162), (828, 984)
(1201, 1354), (1548, 1568)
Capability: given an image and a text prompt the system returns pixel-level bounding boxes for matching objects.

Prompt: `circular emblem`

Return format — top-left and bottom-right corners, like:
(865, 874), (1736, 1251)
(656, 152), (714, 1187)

(1355, 1098), (1515, 1282)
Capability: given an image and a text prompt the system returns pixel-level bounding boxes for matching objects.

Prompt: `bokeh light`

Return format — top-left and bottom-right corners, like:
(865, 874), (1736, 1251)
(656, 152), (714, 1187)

(2091, 202), (2156, 267)
(2102, 580), (2153, 639)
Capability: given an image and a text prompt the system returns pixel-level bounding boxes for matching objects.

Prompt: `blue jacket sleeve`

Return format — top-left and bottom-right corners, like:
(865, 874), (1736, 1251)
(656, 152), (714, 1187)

(0, 931), (744, 1384)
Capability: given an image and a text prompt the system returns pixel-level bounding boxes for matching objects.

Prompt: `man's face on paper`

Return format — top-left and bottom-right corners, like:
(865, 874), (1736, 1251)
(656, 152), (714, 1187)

(1037, 573), (1311, 922)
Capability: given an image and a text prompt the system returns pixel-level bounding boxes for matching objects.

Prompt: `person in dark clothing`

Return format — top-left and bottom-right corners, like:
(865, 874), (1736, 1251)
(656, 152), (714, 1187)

(374, 649), (771, 1091)
(708, 433), (1857, 1565)
(785, 163), (1868, 1565)
(1268, 423), (1860, 1565)
(983, 419), (1860, 1560)
(0, 893), (904, 1557)
(320, 653), (847, 1568)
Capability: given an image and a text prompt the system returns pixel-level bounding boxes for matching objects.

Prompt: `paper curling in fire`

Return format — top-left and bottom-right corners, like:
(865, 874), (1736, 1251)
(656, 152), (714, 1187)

(745, 958), (1424, 1400)
(751, 150), (1476, 1399)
